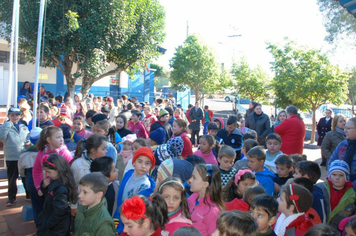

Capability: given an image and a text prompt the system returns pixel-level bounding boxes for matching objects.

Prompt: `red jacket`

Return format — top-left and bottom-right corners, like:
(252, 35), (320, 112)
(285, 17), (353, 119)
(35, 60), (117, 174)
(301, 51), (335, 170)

(225, 198), (249, 211)
(274, 213), (314, 236)
(274, 114), (305, 155)
(202, 110), (214, 124)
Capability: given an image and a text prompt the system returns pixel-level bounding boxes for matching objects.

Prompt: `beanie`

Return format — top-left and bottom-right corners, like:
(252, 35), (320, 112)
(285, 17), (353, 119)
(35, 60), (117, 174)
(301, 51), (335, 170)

(287, 184), (313, 213)
(132, 147), (155, 168)
(101, 105), (110, 113)
(30, 127), (42, 145)
(328, 160), (350, 182)
(159, 109), (169, 117)
(91, 113), (108, 124)
(154, 144), (177, 166)
(167, 137), (184, 156)
(172, 159), (193, 183)
(106, 97), (113, 102)
(60, 104), (71, 118)
(158, 159), (174, 180)
(149, 127), (165, 145)
(122, 134), (137, 143)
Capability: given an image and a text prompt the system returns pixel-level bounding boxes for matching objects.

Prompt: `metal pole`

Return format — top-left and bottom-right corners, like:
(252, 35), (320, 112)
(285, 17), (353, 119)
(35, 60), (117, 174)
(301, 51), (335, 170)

(31, 0), (46, 128)
(6, 0), (18, 113)
(14, 0), (20, 107)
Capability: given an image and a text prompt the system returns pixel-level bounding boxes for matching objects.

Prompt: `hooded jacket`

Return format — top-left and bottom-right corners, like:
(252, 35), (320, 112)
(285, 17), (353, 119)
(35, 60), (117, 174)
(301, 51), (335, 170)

(255, 166), (275, 196)
(0, 121), (29, 161)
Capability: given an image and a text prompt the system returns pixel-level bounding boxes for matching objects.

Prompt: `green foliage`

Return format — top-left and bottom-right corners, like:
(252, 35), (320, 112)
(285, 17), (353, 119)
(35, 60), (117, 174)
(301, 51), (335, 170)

(65, 10), (79, 32)
(347, 68), (356, 113)
(231, 58), (269, 102)
(169, 35), (226, 103)
(316, 0), (356, 45)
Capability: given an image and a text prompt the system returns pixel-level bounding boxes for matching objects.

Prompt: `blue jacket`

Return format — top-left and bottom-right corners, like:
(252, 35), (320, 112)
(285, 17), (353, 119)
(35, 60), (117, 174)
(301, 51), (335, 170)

(113, 169), (155, 234)
(312, 184), (328, 224)
(217, 128), (243, 151)
(255, 167), (275, 196)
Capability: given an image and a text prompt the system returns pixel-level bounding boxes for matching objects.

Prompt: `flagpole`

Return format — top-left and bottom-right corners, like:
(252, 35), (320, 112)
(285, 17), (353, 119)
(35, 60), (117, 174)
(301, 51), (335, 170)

(14, 0), (20, 107)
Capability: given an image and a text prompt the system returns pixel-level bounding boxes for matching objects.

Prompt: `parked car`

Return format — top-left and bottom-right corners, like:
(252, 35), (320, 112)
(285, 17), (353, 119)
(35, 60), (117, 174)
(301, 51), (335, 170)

(315, 103), (354, 122)
(223, 94), (235, 102)
(233, 97), (251, 114)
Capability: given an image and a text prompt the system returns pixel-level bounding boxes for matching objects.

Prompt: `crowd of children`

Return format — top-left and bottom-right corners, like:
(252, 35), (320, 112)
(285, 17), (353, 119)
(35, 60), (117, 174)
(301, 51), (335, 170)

(1, 94), (356, 236)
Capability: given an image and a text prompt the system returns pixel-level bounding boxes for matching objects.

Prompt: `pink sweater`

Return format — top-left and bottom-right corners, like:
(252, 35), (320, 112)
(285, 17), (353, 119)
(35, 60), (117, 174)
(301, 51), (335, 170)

(194, 150), (218, 165)
(32, 145), (73, 190)
(165, 209), (192, 236)
(188, 193), (220, 236)
(77, 129), (92, 139)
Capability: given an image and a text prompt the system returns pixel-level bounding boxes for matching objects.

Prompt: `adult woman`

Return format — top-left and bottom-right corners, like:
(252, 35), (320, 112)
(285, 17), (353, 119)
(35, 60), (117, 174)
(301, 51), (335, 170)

(142, 106), (157, 132)
(321, 114), (346, 168)
(275, 105), (305, 155)
(19, 81), (33, 101)
(271, 110), (287, 132)
(245, 103), (271, 145)
(329, 117), (356, 184)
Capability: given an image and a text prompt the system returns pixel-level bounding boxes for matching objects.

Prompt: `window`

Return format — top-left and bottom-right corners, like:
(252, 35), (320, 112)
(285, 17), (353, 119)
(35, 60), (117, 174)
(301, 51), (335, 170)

(0, 50), (26, 64)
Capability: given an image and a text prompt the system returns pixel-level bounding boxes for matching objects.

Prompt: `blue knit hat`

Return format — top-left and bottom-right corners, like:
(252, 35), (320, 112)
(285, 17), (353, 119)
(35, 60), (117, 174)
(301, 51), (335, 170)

(30, 127), (42, 145)
(149, 127), (165, 145)
(328, 160), (350, 181)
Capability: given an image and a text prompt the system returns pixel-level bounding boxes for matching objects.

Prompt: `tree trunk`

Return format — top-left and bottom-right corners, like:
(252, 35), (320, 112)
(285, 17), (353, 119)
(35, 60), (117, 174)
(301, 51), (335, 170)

(194, 89), (201, 105)
(66, 74), (76, 99)
(310, 107), (316, 144)
(81, 77), (94, 99)
(352, 98), (355, 115)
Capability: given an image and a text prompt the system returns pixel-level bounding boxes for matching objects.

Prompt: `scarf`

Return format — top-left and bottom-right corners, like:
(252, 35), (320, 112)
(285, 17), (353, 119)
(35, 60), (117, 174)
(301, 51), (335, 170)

(335, 127), (345, 137)
(274, 212), (304, 236)
(344, 138), (356, 170)
(44, 144), (62, 155)
(121, 149), (133, 164)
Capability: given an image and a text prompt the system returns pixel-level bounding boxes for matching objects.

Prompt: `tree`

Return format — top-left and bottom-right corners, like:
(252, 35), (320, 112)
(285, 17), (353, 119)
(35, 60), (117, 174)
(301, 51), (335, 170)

(316, 0), (356, 45)
(348, 68), (356, 114)
(151, 63), (169, 91)
(267, 40), (349, 143)
(0, 0), (165, 98)
(231, 58), (269, 102)
(169, 35), (226, 103)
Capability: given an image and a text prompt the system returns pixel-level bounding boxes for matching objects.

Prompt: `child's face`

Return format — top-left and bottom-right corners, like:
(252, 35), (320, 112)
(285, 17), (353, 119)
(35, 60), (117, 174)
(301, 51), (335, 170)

(50, 108), (58, 117)
(131, 114), (140, 123)
(277, 192), (293, 216)
(226, 124), (237, 134)
(218, 156), (235, 171)
(161, 186), (182, 213)
(266, 139), (281, 155)
(73, 119), (83, 132)
(133, 156), (152, 176)
(44, 167), (59, 180)
(91, 141), (107, 159)
(293, 168), (308, 179)
(276, 164), (291, 178)
(251, 207), (276, 234)
(78, 185), (102, 208)
(121, 214), (151, 236)
(8, 113), (20, 124)
(248, 157), (264, 172)
(37, 109), (47, 121)
(108, 163), (119, 182)
(189, 168), (208, 195)
(208, 129), (218, 137)
(123, 141), (133, 151)
(116, 117), (124, 129)
(46, 130), (64, 149)
(345, 226), (356, 236)
(132, 142), (142, 153)
(172, 121), (183, 135)
(199, 138), (213, 154)
(92, 125), (106, 135)
(237, 178), (255, 196)
(330, 171), (346, 190)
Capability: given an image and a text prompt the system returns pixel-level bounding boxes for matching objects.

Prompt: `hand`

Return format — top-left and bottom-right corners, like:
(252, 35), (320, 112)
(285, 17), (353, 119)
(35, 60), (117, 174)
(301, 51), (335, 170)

(38, 190), (43, 196)
(43, 178), (50, 188)
(71, 208), (78, 217)
(25, 140), (31, 148)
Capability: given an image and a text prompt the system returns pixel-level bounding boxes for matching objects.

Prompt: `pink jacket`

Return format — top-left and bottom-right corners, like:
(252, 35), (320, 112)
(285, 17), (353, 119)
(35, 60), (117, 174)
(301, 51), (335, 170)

(188, 193), (220, 236)
(33, 145), (73, 190)
(194, 150), (218, 165)
(165, 209), (192, 236)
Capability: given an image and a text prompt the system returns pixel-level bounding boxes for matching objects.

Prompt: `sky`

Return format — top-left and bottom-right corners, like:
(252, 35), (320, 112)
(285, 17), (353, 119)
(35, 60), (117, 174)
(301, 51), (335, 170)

(155, 0), (356, 73)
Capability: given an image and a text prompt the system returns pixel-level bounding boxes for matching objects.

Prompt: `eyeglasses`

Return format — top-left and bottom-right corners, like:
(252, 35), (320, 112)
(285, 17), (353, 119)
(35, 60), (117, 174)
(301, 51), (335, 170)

(344, 127), (356, 131)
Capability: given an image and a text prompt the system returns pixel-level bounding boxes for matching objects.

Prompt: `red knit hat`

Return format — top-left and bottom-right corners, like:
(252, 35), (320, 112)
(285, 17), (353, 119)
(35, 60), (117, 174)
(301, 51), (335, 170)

(132, 147), (155, 168)
(60, 104), (71, 118)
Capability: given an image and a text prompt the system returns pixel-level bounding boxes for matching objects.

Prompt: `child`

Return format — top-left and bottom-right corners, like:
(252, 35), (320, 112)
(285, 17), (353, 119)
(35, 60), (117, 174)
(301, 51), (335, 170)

(340, 216), (356, 236)
(127, 110), (148, 138)
(73, 116), (92, 139)
(273, 154), (293, 194)
(74, 101), (87, 119)
(225, 184), (265, 211)
(116, 134), (137, 182)
(148, 127), (165, 151)
(218, 145), (236, 186)
(172, 227), (202, 236)
(188, 164), (225, 236)
(202, 105), (213, 135)
(115, 114), (133, 139)
(274, 184), (314, 236)
(90, 156), (119, 217)
(158, 177), (192, 236)
(207, 122), (223, 144)
(213, 210), (259, 236)
(113, 147), (156, 234)
(234, 139), (259, 171)
(32, 126), (73, 218)
(265, 133), (283, 173)
(222, 169), (256, 202)
(75, 172), (116, 236)
(316, 160), (356, 230)
(247, 146), (275, 196)
(290, 154), (307, 173)
(194, 135), (218, 165)
(92, 119), (118, 163)
(305, 224), (339, 236)
(123, 138), (150, 177)
(28, 104), (54, 130)
(172, 119), (193, 158)
(37, 154), (77, 235)
(0, 107), (30, 206)
(120, 194), (169, 236)
(250, 194), (278, 236)
(52, 104), (73, 127)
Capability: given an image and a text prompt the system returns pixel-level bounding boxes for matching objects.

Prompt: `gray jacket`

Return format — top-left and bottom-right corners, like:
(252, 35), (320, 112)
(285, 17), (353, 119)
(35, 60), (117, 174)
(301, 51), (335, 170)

(0, 121), (29, 161)
(321, 130), (345, 160)
(245, 112), (271, 143)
